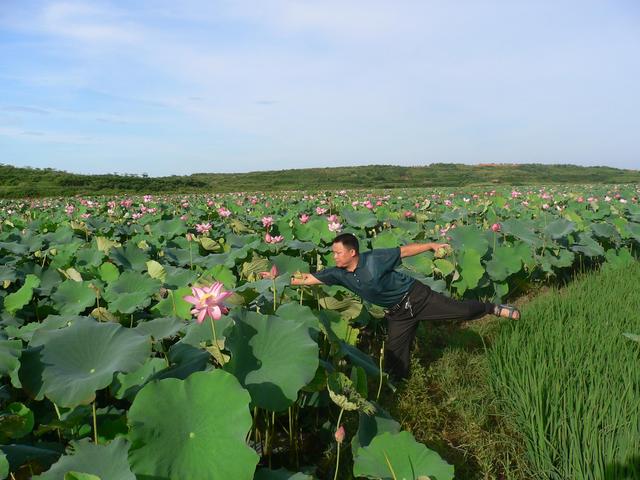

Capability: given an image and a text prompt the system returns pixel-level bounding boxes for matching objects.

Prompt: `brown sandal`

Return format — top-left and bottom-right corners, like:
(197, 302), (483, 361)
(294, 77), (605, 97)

(495, 304), (520, 320)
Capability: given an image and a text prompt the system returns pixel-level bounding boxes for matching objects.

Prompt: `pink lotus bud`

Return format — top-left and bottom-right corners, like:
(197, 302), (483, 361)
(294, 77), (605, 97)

(335, 425), (345, 444)
(491, 223), (501, 232)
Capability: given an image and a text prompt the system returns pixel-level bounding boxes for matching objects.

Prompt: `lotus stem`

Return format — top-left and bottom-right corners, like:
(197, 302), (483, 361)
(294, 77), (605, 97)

(288, 406), (293, 455)
(333, 407), (345, 480)
(209, 316), (224, 366)
(272, 279), (277, 310)
(92, 400), (98, 444)
(376, 340), (385, 401)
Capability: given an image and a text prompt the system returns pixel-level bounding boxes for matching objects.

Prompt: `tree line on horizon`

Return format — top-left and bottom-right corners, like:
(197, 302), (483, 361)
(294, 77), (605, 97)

(0, 162), (638, 198)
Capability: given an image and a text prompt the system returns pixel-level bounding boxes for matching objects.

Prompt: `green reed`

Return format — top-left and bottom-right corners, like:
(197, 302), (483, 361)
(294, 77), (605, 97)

(489, 261), (640, 479)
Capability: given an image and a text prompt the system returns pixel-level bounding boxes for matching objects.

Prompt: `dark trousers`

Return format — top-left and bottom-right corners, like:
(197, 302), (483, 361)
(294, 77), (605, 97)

(384, 281), (495, 380)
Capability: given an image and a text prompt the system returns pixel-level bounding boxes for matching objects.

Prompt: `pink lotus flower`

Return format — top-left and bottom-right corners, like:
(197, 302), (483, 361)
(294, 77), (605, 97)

(262, 216), (273, 228)
(444, 200), (452, 207)
(195, 223), (212, 234)
(299, 213), (310, 224)
(259, 264), (279, 279)
(265, 233), (284, 243)
(404, 211), (414, 218)
(491, 223), (501, 232)
(335, 425), (345, 444)
(65, 205), (75, 215)
(143, 195), (153, 203)
(316, 207), (327, 215)
(218, 207), (231, 217)
(183, 282), (232, 323)
(542, 203), (549, 210)
(327, 214), (339, 223)
(328, 221), (342, 232)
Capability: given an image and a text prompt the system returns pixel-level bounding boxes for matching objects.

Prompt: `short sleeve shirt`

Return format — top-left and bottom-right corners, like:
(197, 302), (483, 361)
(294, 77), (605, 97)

(313, 247), (416, 307)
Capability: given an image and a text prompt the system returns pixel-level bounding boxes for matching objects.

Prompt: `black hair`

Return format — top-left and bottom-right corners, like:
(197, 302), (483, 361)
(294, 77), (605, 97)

(332, 233), (359, 254)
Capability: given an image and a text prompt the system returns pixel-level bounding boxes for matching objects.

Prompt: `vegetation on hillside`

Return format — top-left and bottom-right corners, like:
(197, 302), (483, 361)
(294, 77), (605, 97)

(1, 162), (638, 198)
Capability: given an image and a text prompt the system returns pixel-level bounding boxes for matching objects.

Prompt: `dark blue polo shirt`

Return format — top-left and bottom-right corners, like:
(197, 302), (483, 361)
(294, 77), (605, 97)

(313, 247), (416, 308)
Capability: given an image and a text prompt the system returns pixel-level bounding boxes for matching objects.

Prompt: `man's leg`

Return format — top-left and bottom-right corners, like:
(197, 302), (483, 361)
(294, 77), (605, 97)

(384, 311), (420, 380)
(414, 289), (495, 323)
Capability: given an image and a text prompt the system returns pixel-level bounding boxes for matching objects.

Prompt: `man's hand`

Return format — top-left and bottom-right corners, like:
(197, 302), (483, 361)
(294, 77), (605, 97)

(290, 271), (323, 286)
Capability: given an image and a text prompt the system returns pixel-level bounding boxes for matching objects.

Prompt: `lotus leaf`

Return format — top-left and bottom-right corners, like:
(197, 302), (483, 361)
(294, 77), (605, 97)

(35, 437), (135, 480)
(350, 403), (401, 452)
(51, 280), (96, 315)
(485, 246), (523, 281)
(128, 370), (259, 480)
(0, 339), (22, 387)
(103, 271), (161, 314)
(4, 274), (40, 314)
(39, 317), (151, 407)
(224, 310), (319, 411)
(353, 431), (454, 480)
(544, 218), (576, 240)
(447, 226), (489, 256)
(109, 243), (149, 271)
(0, 402), (34, 441)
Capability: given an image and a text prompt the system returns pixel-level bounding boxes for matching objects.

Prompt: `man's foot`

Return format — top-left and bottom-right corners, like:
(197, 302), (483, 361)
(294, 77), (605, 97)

(494, 304), (520, 320)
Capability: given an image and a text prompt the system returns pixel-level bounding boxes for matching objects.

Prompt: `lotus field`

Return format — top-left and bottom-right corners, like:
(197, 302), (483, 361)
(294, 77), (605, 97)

(0, 185), (638, 479)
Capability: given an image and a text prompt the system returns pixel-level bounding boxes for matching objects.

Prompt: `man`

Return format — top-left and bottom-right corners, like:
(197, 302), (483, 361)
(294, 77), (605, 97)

(289, 233), (520, 381)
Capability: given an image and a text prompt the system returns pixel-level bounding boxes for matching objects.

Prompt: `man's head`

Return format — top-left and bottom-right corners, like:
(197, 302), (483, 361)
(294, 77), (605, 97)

(331, 233), (359, 268)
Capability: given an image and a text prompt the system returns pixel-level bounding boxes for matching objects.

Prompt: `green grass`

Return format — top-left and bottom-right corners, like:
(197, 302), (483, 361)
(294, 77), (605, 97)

(489, 261), (640, 479)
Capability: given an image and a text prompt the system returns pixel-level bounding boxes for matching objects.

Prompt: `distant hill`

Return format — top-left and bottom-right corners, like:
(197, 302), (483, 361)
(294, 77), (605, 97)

(0, 162), (638, 198)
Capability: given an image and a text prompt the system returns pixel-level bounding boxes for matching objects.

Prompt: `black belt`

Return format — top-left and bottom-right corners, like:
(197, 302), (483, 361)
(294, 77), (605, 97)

(385, 290), (411, 315)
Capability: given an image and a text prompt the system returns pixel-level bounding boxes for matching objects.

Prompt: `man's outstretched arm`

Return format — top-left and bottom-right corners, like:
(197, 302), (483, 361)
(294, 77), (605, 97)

(400, 242), (450, 258)
(290, 273), (324, 286)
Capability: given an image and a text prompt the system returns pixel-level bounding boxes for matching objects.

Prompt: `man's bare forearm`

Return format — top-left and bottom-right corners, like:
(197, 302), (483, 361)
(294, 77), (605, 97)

(290, 273), (323, 286)
(400, 242), (449, 258)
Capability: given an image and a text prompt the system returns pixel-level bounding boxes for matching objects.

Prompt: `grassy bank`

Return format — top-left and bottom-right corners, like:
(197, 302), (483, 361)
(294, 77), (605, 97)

(379, 260), (640, 479)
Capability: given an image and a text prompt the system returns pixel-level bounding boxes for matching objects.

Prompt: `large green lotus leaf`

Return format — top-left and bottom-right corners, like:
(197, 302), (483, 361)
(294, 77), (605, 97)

(150, 286), (193, 320)
(203, 264), (237, 289)
(543, 248), (575, 269)
(39, 318), (151, 407)
(254, 468), (315, 480)
(433, 258), (455, 277)
(590, 222), (620, 242)
(128, 370), (259, 480)
(603, 248), (634, 270)
(493, 281), (509, 302)
(339, 342), (380, 378)
(64, 473), (101, 480)
(371, 230), (401, 249)
(341, 209), (378, 228)
(402, 255), (433, 276)
(544, 218), (576, 240)
(571, 232), (604, 257)
(0, 339), (22, 387)
(0, 265), (17, 282)
(109, 243), (149, 271)
(151, 218), (187, 240)
(318, 309), (355, 345)
(224, 310), (319, 411)
(133, 317), (185, 340)
(51, 281), (96, 315)
(293, 222), (321, 243)
(178, 315), (234, 349)
(97, 262), (119, 282)
(103, 271), (161, 314)
(627, 222), (640, 242)
(455, 249), (484, 290)
(0, 402), (34, 442)
(0, 443), (64, 474)
(318, 293), (363, 324)
(75, 247), (105, 271)
(500, 219), (542, 247)
(353, 431), (454, 480)
(4, 274), (40, 314)
(447, 226), (488, 256)
(351, 403), (401, 453)
(485, 246), (522, 281)
(35, 437), (135, 480)
(0, 451), (7, 479)
(148, 342), (210, 381)
(270, 253), (310, 275)
(163, 264), (199, 289)
(110, 357), (167, 400)
(275, 303), (320, 339)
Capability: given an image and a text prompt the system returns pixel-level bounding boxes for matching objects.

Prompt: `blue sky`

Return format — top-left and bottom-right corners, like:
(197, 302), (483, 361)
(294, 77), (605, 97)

(1, 1), (639, 176)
